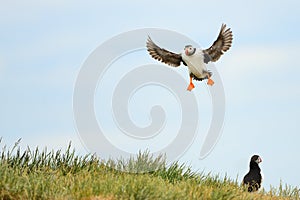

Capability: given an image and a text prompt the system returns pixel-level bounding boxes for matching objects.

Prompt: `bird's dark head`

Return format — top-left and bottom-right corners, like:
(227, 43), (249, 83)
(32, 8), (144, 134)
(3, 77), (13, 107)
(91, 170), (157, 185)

(251, 155), (262, 164)
(184, 45), (196, 56)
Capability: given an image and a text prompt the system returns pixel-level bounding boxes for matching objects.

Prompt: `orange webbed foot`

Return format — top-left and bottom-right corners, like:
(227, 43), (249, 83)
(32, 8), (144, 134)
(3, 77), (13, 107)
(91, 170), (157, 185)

(187, 83), (195, 91)
(207, 78), (214, 86)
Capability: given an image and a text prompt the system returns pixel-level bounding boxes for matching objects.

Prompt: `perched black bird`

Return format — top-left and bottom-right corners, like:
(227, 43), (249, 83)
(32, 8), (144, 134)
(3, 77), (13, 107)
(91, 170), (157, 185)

(242, 155), (263, 192)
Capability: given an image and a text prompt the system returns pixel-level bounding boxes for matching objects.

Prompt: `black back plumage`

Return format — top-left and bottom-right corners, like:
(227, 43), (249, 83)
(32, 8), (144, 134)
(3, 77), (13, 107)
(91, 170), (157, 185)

(242, 155), (262, 192)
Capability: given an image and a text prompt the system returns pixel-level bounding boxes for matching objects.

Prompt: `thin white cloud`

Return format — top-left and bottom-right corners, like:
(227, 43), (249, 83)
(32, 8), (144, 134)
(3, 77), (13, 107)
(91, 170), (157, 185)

(217, 43), (300, 105)
(18, 131), (88, 154)
(222, 43), (300, 76)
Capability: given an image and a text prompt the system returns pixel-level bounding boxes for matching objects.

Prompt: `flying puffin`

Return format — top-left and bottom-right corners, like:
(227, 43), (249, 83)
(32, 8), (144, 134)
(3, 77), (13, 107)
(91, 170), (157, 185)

(242, 155), (263, 192)
(146, 24), (233, 91)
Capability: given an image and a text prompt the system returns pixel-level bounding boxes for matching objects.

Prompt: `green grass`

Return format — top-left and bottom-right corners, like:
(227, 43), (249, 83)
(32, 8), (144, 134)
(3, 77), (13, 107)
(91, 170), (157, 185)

(0, 139), (299, 200)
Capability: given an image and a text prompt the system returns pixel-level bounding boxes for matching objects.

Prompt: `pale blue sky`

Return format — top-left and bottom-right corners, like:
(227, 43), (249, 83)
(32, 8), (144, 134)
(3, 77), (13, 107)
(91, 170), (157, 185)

(1, 0), (300, 190)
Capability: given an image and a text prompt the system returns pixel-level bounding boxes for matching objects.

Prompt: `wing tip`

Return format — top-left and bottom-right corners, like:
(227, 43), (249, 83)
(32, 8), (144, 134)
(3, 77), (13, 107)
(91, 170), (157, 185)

(146, 36), (155, 50)
(147, 35), (152, 42)
(220, 23), (233, 50)
(220, 23), (232, 34)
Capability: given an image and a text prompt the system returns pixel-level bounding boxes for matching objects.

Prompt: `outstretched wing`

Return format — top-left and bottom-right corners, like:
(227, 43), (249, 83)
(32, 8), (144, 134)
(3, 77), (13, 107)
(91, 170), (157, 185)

(203, 24), (233, 62)
(146, 37), (183, 67)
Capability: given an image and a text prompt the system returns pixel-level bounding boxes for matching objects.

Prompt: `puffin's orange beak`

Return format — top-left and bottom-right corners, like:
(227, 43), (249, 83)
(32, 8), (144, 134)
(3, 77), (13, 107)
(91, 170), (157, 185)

(185, 49), (188, 55)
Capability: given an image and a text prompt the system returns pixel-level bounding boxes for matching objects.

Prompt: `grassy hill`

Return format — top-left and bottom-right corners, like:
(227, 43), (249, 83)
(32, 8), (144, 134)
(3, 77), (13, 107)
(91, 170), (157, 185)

(0, 140), (299, 200)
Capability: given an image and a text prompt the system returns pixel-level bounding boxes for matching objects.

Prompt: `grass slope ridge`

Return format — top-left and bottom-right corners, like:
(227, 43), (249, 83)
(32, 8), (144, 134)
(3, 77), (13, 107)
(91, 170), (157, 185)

(0, 140), (299, 200)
